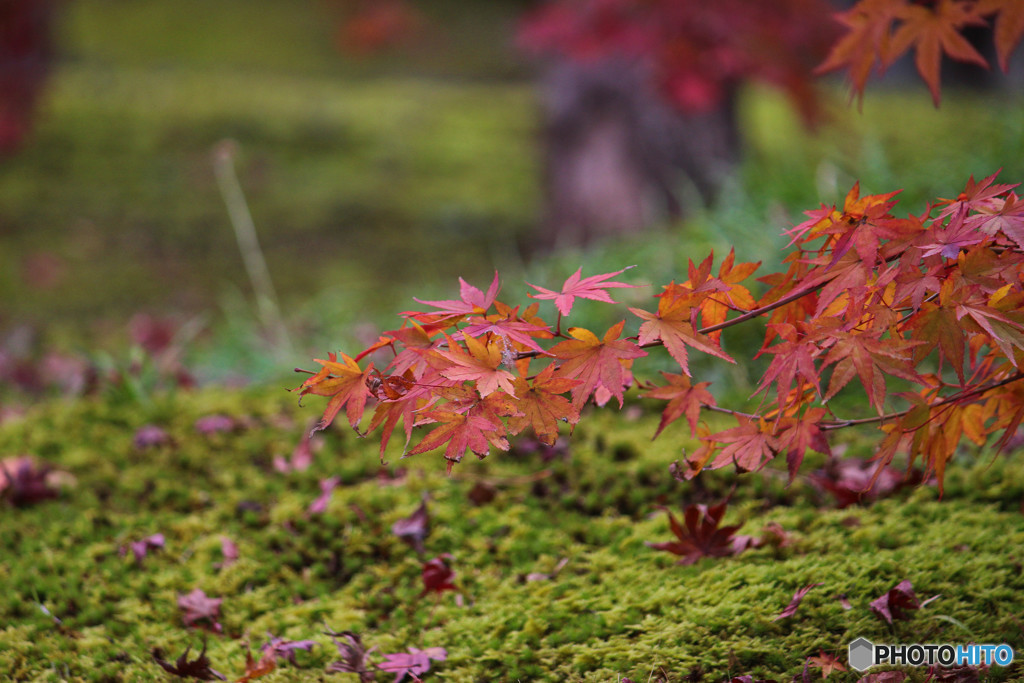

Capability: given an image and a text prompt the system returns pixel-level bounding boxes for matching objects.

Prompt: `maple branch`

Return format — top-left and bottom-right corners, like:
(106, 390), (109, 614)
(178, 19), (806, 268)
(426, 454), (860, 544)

(820, 371), (1024, 431)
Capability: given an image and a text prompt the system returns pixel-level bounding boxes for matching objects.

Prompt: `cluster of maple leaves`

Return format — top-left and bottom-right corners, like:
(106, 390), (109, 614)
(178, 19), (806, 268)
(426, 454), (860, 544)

(296, 171), (1024, 492)
(817, 0), (1024, 106)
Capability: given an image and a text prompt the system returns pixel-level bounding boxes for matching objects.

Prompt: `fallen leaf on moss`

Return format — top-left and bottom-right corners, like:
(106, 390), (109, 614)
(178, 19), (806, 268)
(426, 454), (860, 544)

(870, 580), (922, 625)
(216, 536), (239, 570)
(810, 458), (926, 508)
(325, 628), (376, 682)
(0, 456), (66, 507)
(420, 554), (456, 597)
(377, 647), (447, 683)
(152, 640), (226, 680)
(855, 672), (907, 683)
(178, 588), (224, 633)
(807, 650), (846, 677)
(645, 502), (754, 565)
(235, 644), (275, 682)
(391, 496), (430, 555)
(260, 632), (316, 664)
(195, 415), (236, 435)
(133, 424), (171, 450)
(121, 533), (165, 565)
(308, 476), (340, 515)
(773, 582), (823, 621)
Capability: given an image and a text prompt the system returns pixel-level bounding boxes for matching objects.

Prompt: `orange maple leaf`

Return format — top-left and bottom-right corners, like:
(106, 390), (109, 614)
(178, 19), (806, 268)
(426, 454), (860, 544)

(295, 352), (375, 434)
(887, 0), (989, 106)
(550, 321), (647, 408)
(698, 248), (760, 339)
(978, 0), (1024, 71)
(807, 650), (847, 678)
(508, 362), (581, 445)
(815, 0), (902, 104)
(434, 332), (516, 398)
(630, 287), (734, 376)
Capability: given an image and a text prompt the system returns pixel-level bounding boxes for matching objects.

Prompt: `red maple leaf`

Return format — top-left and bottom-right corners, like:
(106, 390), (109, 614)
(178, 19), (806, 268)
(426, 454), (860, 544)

(420, 554), (457, 597)
(935, 170), (1018, 220)
(646, 502), (754, 565)
(507, 362), (581, 445)
(407, 393), (516, 472)
(820, 332), (923, 413)
(641, 371), (715, 438)
(754, 322), (824, 416)
(528, 266), (639, 317)
(457, 313), (551, 355)
(549, 321), (647, 408)
(815, 0), (902, 103)
(774, 408), (832, 481)
(707, 417), (780, 473)
(869, 579), (923, 624)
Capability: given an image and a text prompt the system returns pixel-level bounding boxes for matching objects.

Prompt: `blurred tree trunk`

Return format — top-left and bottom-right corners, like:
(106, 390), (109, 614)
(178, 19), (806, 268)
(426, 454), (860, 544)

(0, 0), (53, 154)
(536, 60), (741, 248)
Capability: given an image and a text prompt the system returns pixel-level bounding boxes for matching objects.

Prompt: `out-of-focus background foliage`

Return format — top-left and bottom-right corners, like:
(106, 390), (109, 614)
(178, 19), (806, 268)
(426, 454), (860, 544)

(2, 0), (1023, 391)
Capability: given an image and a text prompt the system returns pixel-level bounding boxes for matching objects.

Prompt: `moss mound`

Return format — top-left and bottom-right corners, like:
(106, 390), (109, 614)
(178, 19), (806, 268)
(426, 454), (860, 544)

(1, 388), (1022, 681)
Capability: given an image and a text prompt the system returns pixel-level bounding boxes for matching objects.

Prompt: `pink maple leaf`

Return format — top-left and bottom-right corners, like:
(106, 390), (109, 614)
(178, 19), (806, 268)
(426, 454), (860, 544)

(410, 272), (500, 320)
(377, 647), (447, 683)
(178, 588), (223, 633)
(528, 266), (639, 317)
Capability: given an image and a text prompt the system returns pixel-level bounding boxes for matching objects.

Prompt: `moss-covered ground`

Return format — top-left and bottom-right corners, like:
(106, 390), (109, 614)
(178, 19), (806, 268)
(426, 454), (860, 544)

(2, 386), (1022, 682)
(4, 3), (1024, 681)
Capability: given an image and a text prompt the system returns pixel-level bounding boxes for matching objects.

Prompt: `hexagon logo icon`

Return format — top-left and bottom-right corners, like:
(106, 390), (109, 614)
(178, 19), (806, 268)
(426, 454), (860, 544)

(848, 638), (875, 672)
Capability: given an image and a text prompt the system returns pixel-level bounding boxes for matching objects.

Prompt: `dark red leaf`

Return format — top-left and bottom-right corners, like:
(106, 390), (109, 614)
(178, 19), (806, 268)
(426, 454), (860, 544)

(151, 640), (226, 681)
(869, 579), (921, 625)
(0, 456), (61, 507)
(773, 582), (823, 621)
(325, 628), (376, 681)
(810, 458), (925, 508)
(420, 554), (457, 597)
(646, 502), (753, 565)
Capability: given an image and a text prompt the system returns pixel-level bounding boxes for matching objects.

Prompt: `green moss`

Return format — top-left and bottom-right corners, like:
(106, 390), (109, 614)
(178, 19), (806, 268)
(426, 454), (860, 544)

(1, 388), (1023, 680)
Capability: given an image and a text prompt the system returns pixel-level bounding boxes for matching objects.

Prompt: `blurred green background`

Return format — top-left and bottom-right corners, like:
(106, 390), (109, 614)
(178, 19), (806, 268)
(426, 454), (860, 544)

(2, 0), (1023, 387)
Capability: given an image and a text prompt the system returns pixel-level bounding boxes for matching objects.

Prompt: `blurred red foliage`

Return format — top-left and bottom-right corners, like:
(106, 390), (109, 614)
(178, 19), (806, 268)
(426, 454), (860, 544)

(0, 0), (53, 153)
(517, 0), (840, 123)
